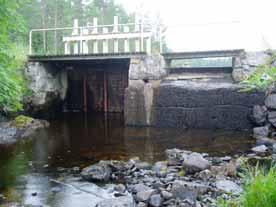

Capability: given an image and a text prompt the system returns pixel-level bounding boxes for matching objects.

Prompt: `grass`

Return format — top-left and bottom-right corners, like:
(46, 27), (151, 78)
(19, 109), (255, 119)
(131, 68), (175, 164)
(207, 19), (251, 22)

(241, 52), (276, 92)
(217, 165), (276, 207)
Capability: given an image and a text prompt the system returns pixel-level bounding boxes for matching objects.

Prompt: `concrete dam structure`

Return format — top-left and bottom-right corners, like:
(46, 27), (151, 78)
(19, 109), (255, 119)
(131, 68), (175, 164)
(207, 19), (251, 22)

(26, 17), (267, 130)
(27, 50), (267, 130)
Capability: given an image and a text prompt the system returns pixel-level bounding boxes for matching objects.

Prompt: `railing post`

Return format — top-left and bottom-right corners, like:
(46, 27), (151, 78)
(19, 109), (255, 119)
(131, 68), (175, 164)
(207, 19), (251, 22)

(72, 19), (79, 54)
(124, 26), (130, 53)
(82, 25), (89, 54)
(135, 18), (140, 52)
(113, 16), (119, 53)
(93, 17), (98, 54)
(64, 41), (70, 54)
(29, 30), (32, 55)
(103, 27), (109, 53)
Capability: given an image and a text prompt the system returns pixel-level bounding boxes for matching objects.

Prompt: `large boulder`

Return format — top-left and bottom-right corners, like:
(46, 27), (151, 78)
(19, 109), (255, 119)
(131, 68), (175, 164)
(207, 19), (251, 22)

(265, 94), (276, 109)
(182, 153), (211, 173)
(171, 180), (209, 201)
(96, 196), (136, 207)
(81, 162), (112, 182)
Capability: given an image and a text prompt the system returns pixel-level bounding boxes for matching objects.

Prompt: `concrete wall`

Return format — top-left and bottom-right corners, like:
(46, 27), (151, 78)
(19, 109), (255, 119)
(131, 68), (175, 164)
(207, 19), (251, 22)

(124, 51), (269, 129)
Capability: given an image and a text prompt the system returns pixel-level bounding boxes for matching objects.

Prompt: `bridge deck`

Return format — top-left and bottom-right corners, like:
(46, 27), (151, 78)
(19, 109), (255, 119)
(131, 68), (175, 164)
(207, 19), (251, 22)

(28, 52), (147, 62)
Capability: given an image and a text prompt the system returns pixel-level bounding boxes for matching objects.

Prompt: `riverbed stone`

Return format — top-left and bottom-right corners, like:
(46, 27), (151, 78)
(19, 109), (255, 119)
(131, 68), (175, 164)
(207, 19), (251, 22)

(273, 144), (276, 153)
(182, 153), (211, 173)
(81, 162), (112, 182)
(251, 145), (268, 155)
(129, 184), (152, 193)
(253, 126), (270, 138)
(135, 162), (152, 170)
(265, 94), (276, 109)
(149, 194), (162, 207)
(171, 180), (209, 201)
(256, 137), (276, 147)
(215, 180), (242, 195)
(161, 191), (173, 200)
(268, 111), (276, 127)
(136, 189), (156, 202)
(166, 149), (191, 166)
(152, 161), (167, 176)
(96, 196), (136, 207)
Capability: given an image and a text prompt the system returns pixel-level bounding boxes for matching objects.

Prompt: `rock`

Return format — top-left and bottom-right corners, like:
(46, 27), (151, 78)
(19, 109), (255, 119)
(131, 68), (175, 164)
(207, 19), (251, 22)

(273, 144), (276, 153)
(215, 180), (242, 195)
(135, 162), (152, 170)
(81, 162), (112, 182)
(136, 189), (156, 202)
(166, 148), (190, 165)
(149, 194), (162, 207)
(96, 196), (136, 207)
(253, 126), (269, 138)
(252, 105), (267, 125)
(161, 191), (173, 200)
(268, 111), (276, 127)
(114, 184), (126, 194)
(256, 137), (276, 147)
(130, 184), (152, 193)
(25, 62), (68, 114)
(197, 169), (212, 181)
(182, 153), (210, 173)
(265, 94), (276, 109)
(232, 68), (248, 82)
(251, 145), (268, 155)
(171, 180), (209, 201)
(137, 202), (147, 207)
(152, 161), (167, 176)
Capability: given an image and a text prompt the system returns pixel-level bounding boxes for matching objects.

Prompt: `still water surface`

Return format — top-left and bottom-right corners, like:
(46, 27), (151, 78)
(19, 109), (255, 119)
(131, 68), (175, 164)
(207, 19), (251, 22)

(0, 113), (254, 206)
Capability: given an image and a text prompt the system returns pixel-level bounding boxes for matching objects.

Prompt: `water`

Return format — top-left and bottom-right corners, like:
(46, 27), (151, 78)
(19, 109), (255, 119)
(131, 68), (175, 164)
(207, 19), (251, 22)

(0, 113), (254, 206)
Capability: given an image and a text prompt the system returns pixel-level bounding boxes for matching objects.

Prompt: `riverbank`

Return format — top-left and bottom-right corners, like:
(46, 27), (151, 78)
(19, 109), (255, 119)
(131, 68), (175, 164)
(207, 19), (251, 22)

(0, 115), (49, 145)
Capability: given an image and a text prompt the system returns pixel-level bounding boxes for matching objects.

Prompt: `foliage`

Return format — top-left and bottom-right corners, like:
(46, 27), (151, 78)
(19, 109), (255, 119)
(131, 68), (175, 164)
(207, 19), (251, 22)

(0, 0), (28, 113)
(217, 164), (276, 207)
(241, 54), (276, 92)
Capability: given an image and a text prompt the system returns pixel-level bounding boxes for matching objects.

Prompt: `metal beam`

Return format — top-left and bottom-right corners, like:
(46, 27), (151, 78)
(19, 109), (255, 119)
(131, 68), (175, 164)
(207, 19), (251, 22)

(162, 49), (245, 60)
(28, 52), (147, 62)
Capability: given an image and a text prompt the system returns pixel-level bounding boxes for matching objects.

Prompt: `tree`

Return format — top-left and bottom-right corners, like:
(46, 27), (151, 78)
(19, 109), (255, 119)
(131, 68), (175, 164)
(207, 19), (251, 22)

(0, 0), (27, 113)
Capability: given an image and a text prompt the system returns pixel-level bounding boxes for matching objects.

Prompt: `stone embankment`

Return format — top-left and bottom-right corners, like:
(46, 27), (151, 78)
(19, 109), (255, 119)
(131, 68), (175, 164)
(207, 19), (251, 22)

(80, 147), (276, 207)
(252, 92), (276, 148)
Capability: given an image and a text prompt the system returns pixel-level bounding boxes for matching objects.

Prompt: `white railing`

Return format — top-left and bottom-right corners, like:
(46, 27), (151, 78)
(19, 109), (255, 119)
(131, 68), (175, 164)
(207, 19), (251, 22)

(29, 16), (163, 56)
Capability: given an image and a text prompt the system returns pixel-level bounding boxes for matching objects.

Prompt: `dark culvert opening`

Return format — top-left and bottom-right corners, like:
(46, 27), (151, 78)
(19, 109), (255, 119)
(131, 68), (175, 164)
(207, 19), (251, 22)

(64, 59), (130, 114)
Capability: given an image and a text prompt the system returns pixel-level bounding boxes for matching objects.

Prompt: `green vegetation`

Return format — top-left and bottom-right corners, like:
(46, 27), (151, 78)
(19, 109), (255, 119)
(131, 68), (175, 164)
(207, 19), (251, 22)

(218, 165), (276, 207)
(0, 1), (28, 113)
(241, 54), (276, 91)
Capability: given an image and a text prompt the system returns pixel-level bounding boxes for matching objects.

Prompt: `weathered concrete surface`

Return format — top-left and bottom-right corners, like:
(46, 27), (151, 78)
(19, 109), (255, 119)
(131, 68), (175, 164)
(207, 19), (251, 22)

(129, 55), (166, 80)
(124, 80), (159, 126)
(152, 79), (265, 129)
(25, 62), (68, 114)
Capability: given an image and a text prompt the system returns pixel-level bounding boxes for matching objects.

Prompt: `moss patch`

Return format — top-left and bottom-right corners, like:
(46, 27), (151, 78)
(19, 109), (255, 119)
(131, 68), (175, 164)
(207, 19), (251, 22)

(13, 115), (33, 128)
